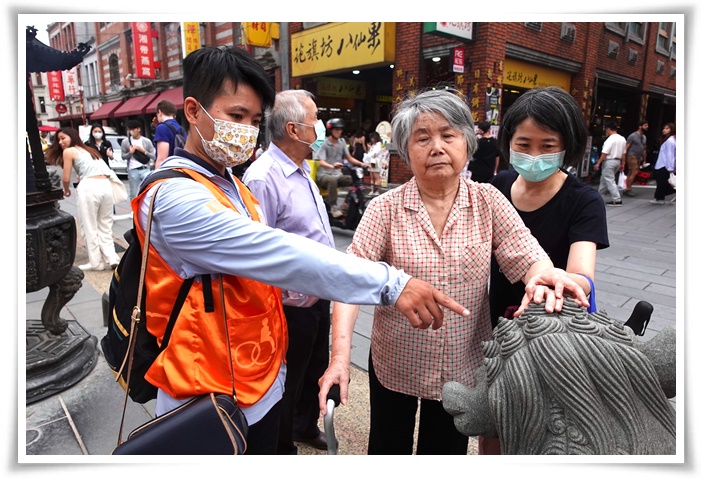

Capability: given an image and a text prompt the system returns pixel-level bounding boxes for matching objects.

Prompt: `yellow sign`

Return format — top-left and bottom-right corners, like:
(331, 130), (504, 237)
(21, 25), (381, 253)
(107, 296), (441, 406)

(317, 77), (366, 99)
(183, 22), (201, 56)
(503, 59), (571, 91)
(243, 22), (275, 48)
(291, 22), (395, 77)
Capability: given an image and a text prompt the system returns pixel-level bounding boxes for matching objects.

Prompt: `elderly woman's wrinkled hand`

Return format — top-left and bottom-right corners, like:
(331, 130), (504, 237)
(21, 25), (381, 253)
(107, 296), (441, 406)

(514, 268), (589, 317)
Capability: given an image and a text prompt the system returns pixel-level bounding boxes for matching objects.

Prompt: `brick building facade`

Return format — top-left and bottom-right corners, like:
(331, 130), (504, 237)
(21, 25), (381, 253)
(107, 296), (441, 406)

(43, 20), (677, 183)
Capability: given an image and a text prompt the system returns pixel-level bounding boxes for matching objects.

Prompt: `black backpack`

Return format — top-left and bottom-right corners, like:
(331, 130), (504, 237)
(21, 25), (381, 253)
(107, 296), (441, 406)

(163, 121), (186, 151)
(100, 169), (194, 403)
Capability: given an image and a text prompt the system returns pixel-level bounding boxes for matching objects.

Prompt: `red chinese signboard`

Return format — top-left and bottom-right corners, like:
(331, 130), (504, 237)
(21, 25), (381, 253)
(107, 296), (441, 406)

(131, 22), (156, 79)
(55, 103), (67, 114)
(453, 47), (465, 73)
(47, 71), (65, 102)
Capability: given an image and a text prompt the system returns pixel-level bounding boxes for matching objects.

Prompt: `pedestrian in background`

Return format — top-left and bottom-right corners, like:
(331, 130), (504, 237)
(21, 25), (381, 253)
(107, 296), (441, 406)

(623, 119), (649, 197)
(45, 127), (121, 271)
(651, 122), (676, 205)
(121, 119), (155, 200)
(363, 131), (383, 195)
(351, 127), (367, 165)
(153, 99), (186, 169)
(593, 121), (626, 206)
(315, 118), (368, 216)
(243, 89), (334, 454)
(318, 88), (589, 455)
(468, 120), (502, 183)
(83, 123), (114, 168)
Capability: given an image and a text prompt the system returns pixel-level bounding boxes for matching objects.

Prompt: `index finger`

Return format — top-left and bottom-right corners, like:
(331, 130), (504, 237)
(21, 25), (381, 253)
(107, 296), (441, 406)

(433, 289), (470, 318)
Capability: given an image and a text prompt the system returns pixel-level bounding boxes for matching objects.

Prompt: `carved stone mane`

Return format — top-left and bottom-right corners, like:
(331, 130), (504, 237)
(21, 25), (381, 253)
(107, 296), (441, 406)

(443, 299), (676, 455)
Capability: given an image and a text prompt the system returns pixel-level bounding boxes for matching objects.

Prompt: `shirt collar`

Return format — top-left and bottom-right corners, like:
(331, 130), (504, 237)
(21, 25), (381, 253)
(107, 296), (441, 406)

(267, 142), (311, 178)
(403, 176), (471, 211)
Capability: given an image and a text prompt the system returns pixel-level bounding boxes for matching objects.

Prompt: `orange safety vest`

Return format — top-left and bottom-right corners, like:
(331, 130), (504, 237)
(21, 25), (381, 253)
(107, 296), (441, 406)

(135, 168), (288, 407)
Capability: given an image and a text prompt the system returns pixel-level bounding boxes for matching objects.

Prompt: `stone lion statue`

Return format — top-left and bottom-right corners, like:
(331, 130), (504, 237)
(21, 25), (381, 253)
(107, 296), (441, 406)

(443, 298), (676, 455)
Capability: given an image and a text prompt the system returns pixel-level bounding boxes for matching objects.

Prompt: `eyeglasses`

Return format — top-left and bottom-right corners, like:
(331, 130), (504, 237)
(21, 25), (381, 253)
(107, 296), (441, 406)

(292, 121), (316, 128)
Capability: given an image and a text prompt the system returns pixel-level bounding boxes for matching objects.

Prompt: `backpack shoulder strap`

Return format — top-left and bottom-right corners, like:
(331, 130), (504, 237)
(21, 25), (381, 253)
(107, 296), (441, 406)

(164, 120), (183, 136)
(138, 169), (191, 195)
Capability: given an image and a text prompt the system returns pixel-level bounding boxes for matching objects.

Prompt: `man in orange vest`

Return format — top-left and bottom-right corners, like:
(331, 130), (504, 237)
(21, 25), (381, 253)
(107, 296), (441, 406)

(134, 45), (471, 455)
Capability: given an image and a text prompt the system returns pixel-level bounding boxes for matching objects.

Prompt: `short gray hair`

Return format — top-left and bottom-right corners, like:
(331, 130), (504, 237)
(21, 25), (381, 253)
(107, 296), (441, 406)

(391, 89), (477, 166)
(266, 89), (315, 144)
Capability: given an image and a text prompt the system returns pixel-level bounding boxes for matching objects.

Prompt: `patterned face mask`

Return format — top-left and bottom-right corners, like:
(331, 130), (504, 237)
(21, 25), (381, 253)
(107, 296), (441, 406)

(194, 103), (260, 167)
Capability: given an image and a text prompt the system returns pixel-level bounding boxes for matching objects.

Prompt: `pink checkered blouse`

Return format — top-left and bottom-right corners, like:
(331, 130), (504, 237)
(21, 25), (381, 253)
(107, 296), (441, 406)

(348, 177), (548, 400)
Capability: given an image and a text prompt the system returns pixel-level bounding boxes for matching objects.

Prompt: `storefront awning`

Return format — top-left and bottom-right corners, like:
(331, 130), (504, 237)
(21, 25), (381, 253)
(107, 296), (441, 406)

(145, 87), (184, 114)
(46, 113), (85, 122)
(112, 93), (160, 117)
(88, 100), (124, 120)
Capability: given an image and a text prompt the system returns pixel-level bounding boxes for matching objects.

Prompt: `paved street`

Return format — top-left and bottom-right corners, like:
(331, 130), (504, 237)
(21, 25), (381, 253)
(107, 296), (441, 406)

(21, 177), (681, 462)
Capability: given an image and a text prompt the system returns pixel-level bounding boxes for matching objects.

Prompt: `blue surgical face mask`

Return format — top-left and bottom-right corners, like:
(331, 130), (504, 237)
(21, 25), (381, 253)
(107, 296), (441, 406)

(510, 149), (565, 182)
(296, 119), (326, 152)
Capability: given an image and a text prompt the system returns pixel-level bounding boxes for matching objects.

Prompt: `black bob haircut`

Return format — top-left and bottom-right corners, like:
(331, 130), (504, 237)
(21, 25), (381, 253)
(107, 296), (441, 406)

(498, 86), (589, 169)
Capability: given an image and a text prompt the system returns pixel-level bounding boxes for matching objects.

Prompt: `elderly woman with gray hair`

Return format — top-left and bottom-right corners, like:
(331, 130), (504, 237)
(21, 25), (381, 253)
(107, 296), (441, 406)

(317, 88), (589, 455)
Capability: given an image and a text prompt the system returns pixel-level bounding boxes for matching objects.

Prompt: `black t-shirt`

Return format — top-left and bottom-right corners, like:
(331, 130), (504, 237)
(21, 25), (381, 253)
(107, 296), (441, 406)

(85, 139), (112, 167)
(468, 137), (501, 183)
(488, 169), (610, 327)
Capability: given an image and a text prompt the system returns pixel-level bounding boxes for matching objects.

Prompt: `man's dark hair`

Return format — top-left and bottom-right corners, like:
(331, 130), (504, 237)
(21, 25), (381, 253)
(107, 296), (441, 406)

(182, 46), (275, 113)
(127, 120), (142, 130)
(477, 121), (492, 134)
(605, 121), (619, 132)
(157, 100), (177, 117)
(638, 119), (648, 127)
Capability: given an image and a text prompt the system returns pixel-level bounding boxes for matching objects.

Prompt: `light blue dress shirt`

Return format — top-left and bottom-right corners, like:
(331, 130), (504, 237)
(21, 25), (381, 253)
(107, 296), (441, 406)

(147, 154), (411, 424)
(243, 142), (335, 307)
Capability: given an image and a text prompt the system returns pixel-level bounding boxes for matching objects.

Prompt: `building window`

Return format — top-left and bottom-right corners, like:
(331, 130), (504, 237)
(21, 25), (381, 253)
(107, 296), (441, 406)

(605, 22), (627, 35)
(38, 96), (46, 114)
(656, 22), (676, 59)
(109, 53), (120, 88)
(34, 72), (43, 86)
(627, 22), (646, 44)
(524, 22), (542, 32)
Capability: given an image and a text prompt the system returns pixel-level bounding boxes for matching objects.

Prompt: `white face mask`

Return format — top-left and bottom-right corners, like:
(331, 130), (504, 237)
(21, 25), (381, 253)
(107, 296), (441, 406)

(194, 103), (259, 167)
(93, 132), (103, 140)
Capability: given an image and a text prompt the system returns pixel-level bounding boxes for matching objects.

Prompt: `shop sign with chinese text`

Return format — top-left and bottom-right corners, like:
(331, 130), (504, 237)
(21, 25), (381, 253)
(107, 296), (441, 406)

(131, 22), (155, 79)
(243, 22), (279, 47)
(48, 71), (64, 102)
(317, 77), (366, 99)
(424, 22), (474, 42)
(63, 67), (79, 97)
(183, 22), (201, 56)
(291, 22), (395, 77)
